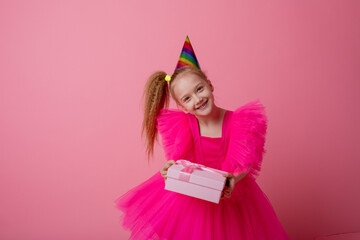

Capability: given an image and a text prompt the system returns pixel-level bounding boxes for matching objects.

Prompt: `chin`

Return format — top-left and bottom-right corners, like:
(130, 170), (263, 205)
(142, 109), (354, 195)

(195, 104), (213, 116)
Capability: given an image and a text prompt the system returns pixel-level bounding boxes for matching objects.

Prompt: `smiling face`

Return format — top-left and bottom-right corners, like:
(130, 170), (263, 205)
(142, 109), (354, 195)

(171, 72), (215, 117)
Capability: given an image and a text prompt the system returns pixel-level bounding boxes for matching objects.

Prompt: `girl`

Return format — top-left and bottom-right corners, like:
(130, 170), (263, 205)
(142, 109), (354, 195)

(114, 36), (290, 239)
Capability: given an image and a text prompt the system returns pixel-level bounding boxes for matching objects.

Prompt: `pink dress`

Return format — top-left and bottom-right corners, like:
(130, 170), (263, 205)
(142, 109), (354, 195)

(114, 99), (290, 240)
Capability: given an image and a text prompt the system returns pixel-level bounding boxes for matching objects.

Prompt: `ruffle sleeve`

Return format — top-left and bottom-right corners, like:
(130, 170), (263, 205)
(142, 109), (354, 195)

(222, 99), (268, 179)
(156, 109), (195, 161)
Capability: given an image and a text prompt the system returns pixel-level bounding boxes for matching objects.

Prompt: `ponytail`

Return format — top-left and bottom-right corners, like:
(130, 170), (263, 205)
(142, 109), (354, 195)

(142, 71), (169, 159)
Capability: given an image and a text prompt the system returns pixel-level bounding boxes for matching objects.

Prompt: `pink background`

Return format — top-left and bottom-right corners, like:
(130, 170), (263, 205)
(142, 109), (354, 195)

(0, 1), (359, 239)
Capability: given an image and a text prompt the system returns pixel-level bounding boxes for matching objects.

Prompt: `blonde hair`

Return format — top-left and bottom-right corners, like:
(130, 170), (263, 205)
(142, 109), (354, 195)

(142, 66), (210, 159)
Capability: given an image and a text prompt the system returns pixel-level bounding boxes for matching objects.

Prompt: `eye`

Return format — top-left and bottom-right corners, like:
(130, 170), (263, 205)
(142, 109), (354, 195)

(183, 97), (190, 102)
(197, 86), (204, 92)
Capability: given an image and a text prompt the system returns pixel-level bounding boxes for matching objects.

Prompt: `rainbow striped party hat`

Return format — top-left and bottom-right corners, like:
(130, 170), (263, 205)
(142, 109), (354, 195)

(175, 35), (200, 70)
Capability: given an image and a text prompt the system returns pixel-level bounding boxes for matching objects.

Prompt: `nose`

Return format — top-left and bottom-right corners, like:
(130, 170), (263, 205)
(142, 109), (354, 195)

(194, 95), (203, 105)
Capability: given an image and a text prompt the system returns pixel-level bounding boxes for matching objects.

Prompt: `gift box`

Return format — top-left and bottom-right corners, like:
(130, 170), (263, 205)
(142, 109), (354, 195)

(164, 160), (228, 204)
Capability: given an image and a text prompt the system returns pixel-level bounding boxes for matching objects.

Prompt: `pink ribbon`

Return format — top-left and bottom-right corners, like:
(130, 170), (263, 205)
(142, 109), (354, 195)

(177, 160), (226, 182)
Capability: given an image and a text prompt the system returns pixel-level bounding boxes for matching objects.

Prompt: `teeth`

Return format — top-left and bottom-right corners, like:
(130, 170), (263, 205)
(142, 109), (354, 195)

(196, 100), (207, 110)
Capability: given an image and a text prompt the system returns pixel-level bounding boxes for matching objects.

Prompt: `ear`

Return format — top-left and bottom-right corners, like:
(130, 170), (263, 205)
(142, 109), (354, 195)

(207, 79), (214, 92)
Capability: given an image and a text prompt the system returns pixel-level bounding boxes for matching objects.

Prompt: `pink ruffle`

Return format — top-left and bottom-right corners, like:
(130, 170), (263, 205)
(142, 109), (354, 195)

(222, 99), (268, 178)
(156, 109), (195, 162)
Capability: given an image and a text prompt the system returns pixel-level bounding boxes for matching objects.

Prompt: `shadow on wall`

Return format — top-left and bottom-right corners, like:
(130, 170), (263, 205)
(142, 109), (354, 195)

(315, 232), (360, 240)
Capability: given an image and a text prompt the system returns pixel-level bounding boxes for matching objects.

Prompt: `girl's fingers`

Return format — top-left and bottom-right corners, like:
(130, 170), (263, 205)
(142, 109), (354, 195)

(161, 160), (177, 179)
(221, 186), (233, 199)
(161, 171), (167, 180)
(225, 172), (230, 176)
(160, 168), (168, 179)
(225, 191), (231, 197)
(168, 160), (176, 166)
(223, 173), (232, 178)
(224, 188), (231, 197)
(222, 173), (235, 192)
(161, 160), (174, 174)
(165, 160), (176, 169)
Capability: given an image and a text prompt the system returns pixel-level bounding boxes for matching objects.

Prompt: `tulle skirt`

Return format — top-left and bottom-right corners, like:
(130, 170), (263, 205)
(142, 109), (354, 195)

(114, 172), (290, 240)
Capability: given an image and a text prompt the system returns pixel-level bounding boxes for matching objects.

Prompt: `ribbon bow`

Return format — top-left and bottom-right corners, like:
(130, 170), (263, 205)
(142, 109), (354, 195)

(177, 160), (225, 182)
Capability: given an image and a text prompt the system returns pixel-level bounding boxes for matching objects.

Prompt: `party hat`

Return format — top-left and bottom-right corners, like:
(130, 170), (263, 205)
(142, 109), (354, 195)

(175, 35), (201, 70)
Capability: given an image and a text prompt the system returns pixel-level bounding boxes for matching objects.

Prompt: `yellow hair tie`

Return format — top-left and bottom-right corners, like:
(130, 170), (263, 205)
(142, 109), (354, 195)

(165, 75), (171, 82)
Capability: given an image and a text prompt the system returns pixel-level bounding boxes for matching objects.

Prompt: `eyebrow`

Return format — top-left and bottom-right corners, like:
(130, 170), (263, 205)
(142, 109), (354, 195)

(180, 82), (203, 101)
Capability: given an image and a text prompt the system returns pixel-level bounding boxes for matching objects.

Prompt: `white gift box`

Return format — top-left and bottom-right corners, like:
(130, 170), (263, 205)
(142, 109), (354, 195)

(164, 160), (228, 204)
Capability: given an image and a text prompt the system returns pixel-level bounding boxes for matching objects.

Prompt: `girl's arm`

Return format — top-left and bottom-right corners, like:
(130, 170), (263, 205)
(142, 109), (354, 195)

(222, 99), (267, 180)
(234, 165), (251, 183)
(233, 171), (249, 183)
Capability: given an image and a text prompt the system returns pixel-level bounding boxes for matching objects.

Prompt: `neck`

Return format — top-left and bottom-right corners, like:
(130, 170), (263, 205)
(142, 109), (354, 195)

(196, 105), (225, 127)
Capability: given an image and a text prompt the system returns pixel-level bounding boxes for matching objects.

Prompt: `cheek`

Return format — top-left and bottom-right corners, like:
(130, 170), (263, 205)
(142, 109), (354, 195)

(183, 102), (195, 111)
(183, 102), (192, 109)
(177, 102), (189, 110)
(202, 89), (213, 97)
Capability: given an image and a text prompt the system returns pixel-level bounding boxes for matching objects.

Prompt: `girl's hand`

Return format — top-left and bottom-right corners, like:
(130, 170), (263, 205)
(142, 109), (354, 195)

(160, 160), (176, 181)
(221, 173), (236, 199)
(221, 171), (249, 199)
